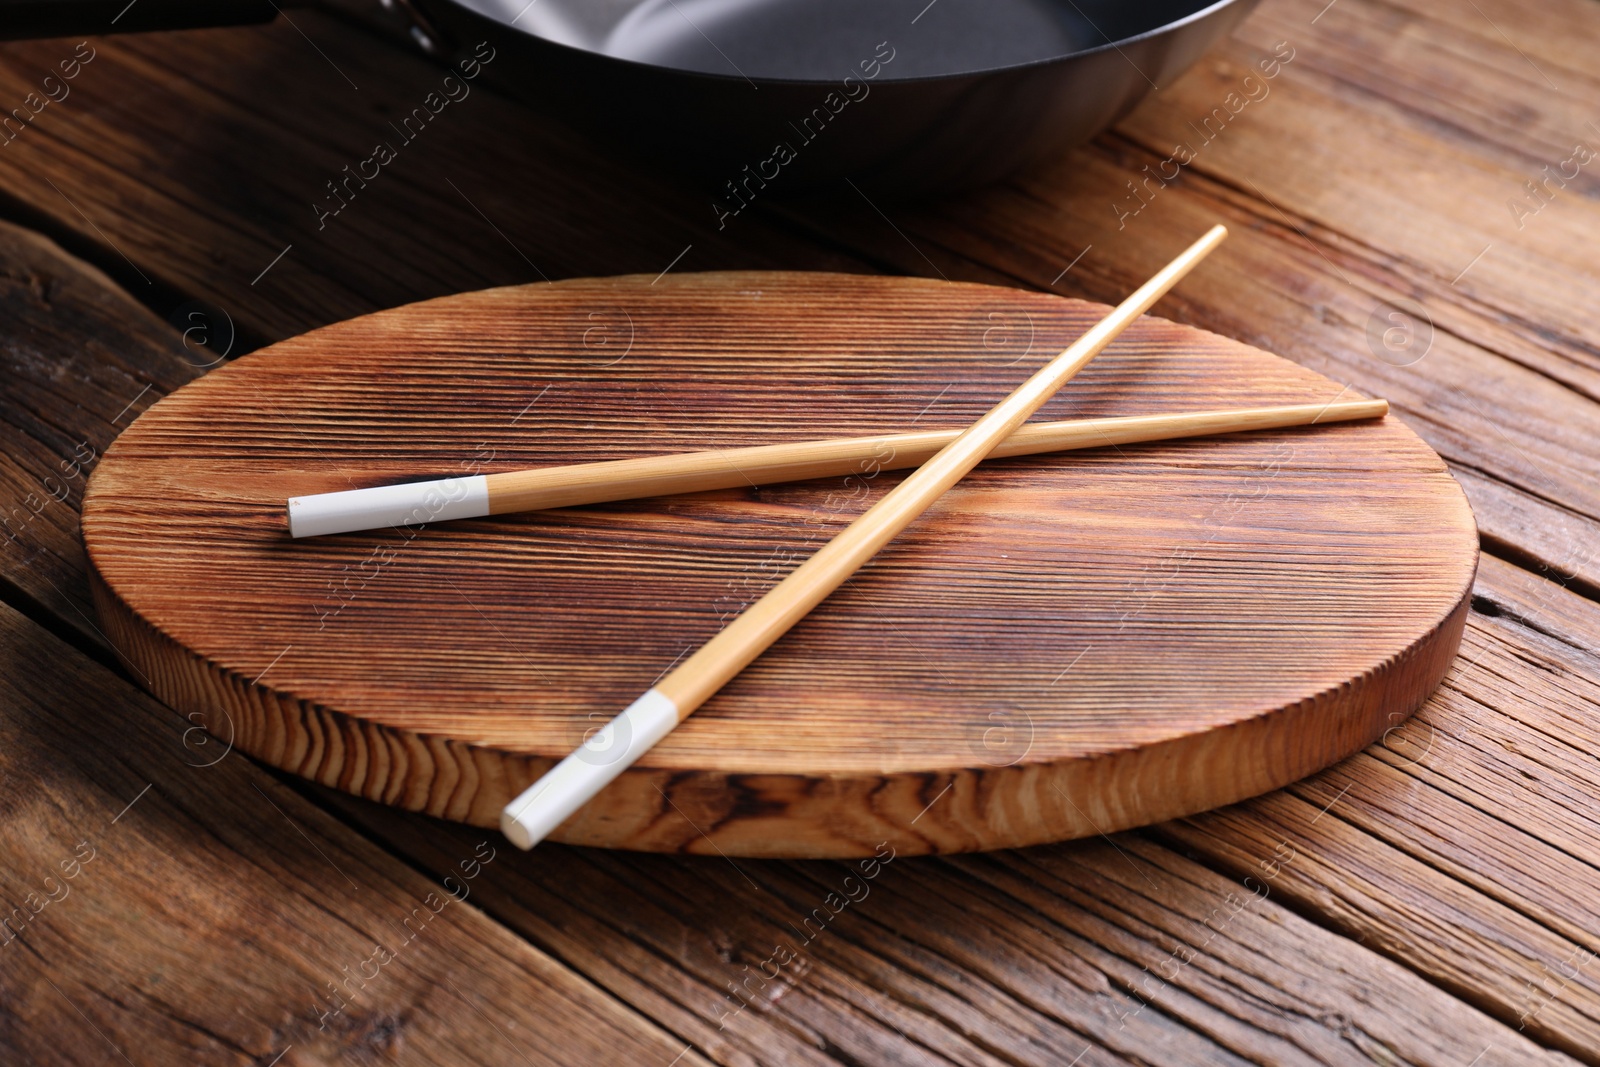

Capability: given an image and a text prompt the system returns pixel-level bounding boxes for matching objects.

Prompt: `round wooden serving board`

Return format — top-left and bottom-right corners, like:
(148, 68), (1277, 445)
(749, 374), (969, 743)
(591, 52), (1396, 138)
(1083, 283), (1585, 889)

(83, 272), (1477, 857)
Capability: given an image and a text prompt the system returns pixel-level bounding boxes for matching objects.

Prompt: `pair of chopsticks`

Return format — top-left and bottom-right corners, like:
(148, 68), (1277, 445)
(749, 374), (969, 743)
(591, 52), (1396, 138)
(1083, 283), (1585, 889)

(286, 225), (1385, 849)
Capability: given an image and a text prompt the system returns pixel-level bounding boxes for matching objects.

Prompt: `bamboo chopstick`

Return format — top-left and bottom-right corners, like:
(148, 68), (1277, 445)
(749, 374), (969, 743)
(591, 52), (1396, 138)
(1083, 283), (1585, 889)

(285, 399), (1388, 538)
(500, 223), (1229, 849)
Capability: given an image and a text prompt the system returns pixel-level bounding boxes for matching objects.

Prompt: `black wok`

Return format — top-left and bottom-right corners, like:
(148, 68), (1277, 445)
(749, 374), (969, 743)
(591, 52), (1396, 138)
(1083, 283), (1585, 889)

(2, 0), (1259, 193)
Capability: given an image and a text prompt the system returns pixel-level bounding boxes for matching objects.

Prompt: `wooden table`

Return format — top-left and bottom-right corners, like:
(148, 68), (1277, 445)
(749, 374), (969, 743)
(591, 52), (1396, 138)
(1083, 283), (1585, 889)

(2, 1), (1597, 1063)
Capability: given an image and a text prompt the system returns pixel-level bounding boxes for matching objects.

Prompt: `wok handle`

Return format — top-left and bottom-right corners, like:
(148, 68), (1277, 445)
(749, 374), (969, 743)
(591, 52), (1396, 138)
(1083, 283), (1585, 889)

(0, 0), (280, 40)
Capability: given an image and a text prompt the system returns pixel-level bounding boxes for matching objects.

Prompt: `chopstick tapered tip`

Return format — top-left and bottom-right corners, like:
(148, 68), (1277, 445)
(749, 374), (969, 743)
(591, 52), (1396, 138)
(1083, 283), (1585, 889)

(1196, 223), (1228, 251)
(1312, 397), (1388, 424)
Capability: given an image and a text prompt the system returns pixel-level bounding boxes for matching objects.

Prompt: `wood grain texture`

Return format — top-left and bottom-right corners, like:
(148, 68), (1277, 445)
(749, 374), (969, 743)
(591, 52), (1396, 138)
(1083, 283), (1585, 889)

(82, 271), (1477, 856)
(748, 0), (1600, 594)
(0, 10), (868, 343)
(0, 217), (198, 632)
(1, 215), (1574, 1064)
(1156, 554), (1600, 1062)
(0, 0), (1584, 573)
(0, 601), (706, 1067)
(320, 781), (1578, 1067)
(1, 0), (1597, 1060)
(0, 200), (709, 1067)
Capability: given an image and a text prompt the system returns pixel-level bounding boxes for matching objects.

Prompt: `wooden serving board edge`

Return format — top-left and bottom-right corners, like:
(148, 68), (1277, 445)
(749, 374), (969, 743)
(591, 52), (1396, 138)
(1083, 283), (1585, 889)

(87, 560), (1474, 858)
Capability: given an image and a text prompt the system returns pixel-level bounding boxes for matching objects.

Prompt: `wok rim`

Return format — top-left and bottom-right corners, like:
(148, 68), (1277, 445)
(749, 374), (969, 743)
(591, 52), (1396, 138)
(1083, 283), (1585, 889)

(444, 0), (1254, 88)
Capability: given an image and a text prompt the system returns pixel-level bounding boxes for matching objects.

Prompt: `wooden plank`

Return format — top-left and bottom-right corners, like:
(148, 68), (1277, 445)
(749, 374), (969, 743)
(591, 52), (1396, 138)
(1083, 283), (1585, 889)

(0, 595), (706, 1066)
(315, 778), (1577, 1066)
(0, 216), (198, 638)
(1161, 553), (1600, 1061)
(0, 14), (879, 344)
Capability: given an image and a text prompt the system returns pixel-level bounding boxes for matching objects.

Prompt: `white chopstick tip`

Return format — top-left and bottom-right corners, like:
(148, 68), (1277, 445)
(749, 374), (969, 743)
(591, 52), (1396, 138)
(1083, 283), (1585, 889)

(499, 806), (541, 851)
(500, 688), (681, 850)
(286, 474), (490, 537)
